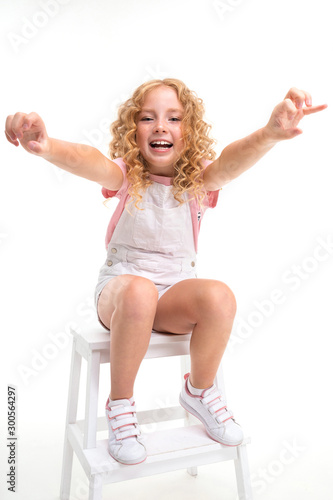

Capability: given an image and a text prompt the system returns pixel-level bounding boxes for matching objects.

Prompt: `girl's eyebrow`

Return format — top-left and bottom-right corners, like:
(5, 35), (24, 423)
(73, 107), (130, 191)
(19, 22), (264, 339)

(140, 108), (183, 114)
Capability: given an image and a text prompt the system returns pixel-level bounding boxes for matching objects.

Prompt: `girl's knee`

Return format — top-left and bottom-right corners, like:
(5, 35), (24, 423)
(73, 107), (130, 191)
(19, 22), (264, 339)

(200, 280), (237, 319)
(117, 276), (159, 315)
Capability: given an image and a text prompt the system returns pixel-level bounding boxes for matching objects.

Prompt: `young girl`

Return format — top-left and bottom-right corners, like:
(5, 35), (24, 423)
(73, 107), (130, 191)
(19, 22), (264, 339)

(5, 79), (327, 466)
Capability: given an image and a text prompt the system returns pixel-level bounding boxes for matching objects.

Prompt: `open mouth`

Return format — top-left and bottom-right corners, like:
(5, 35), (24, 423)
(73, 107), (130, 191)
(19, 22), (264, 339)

(149, 140), (173, 150)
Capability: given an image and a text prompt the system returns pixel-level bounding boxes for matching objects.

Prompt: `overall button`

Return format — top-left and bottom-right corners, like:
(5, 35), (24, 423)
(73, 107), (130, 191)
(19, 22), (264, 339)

(111, 248), (117, 254)
(191, 261), (196, 267)
(107, 260), (113, 266)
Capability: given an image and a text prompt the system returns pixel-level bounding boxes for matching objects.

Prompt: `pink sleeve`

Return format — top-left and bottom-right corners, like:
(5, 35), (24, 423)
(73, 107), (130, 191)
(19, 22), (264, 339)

(202, 159), (220, 208)
(101, 157), (128, 199)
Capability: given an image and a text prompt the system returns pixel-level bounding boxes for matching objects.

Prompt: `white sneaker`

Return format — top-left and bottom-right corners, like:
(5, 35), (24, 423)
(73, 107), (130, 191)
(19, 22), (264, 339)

(105, 396), (147, 465)
(179, 373), (244, 446)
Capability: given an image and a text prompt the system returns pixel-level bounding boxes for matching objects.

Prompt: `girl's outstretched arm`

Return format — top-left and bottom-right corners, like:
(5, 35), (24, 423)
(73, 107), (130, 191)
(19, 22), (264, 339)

(203, 88), (328, 191)
(5, 112), (123, 191)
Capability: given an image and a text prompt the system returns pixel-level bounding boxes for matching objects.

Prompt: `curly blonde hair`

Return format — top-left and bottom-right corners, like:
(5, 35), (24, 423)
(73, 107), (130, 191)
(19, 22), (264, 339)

(108, 78), (217, 209)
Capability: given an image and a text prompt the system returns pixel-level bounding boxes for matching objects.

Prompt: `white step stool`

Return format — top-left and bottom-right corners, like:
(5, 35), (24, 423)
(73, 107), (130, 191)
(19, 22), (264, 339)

(60, 325), (253, 499)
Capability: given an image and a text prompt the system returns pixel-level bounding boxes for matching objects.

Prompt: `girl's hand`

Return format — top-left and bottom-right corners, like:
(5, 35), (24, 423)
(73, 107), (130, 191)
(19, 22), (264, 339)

(264, 88), (328, 142)
(5, 112), (51, 156)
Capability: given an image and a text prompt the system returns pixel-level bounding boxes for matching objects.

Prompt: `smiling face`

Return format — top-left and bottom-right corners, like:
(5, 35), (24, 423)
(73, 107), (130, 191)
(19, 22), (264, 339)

(136, 85), (184, 176)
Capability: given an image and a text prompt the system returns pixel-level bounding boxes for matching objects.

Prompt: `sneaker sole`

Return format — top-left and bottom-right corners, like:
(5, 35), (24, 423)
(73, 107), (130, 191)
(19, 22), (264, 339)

(108, 450), (147, 466)
(179, 394), (243, 447)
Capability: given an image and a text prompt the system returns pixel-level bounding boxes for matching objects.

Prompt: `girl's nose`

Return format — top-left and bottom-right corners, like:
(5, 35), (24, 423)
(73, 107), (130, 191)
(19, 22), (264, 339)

(154, 121), (167, 133)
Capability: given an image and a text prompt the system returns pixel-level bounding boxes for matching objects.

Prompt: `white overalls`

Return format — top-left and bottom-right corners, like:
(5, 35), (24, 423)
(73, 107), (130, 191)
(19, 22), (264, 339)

(94, 174), (197, 330)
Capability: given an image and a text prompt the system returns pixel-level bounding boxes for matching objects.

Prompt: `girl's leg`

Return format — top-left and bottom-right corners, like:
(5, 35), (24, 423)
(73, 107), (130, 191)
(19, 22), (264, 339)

(152, 279), (237, 389)
(98, 275), (159, 400)
(153, 279), (243, 447)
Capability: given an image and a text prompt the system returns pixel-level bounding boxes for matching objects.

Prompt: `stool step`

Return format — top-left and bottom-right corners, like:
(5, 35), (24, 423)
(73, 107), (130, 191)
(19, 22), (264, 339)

(77, 406), (189, 433)
(68, 422), (250, 484)
(71, 326), (193, 361)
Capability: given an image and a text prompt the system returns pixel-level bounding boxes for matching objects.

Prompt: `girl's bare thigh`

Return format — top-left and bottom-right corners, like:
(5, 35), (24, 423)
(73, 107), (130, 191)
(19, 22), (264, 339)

(97, 276), (236, 334)
(152, 278), (237, 334)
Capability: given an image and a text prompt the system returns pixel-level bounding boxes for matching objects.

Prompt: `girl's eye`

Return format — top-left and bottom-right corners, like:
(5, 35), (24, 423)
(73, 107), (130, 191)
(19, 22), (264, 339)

(139, 117), (181, 123)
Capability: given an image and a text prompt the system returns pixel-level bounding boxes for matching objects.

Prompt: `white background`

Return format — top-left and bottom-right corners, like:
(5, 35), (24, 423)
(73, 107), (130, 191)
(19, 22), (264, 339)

(0, 0), (332, 499)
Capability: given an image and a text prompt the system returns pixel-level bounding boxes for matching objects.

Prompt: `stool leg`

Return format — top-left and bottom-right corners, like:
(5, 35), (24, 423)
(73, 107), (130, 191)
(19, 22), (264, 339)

(180, 355), (198, 478)
(89, 474), (103, 500)
(60, 337), (82, 500)
(215, 363), (253, 498)
(234, 443), (253, 500)
(84, 350), (101, 449)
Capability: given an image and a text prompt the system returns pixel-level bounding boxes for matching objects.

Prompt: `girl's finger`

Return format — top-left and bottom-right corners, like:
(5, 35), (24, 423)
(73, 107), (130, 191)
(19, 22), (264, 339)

(11, 114), (25, 139)
(295, 96), (305, 109)
(296, 89), (312, 108)
(286, 127), (303, 139)
(302, 90), (312, 107)
(285, 87), (306, 109)
(27, 141), (40, 153)
(5, 115), (20, 144)
(282, 98), (298, 120)
(5, 115), (15, 140)
(4, 129), (19, 146)
(303, 103), (328, 115)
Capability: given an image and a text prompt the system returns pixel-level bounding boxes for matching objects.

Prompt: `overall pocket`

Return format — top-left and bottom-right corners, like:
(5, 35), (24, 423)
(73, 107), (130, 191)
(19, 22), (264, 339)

(133, 202), (184, 253)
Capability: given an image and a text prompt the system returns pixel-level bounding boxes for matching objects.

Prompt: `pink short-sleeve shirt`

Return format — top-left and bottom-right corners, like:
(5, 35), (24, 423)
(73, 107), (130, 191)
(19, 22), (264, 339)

(101, 157), (220, 252)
